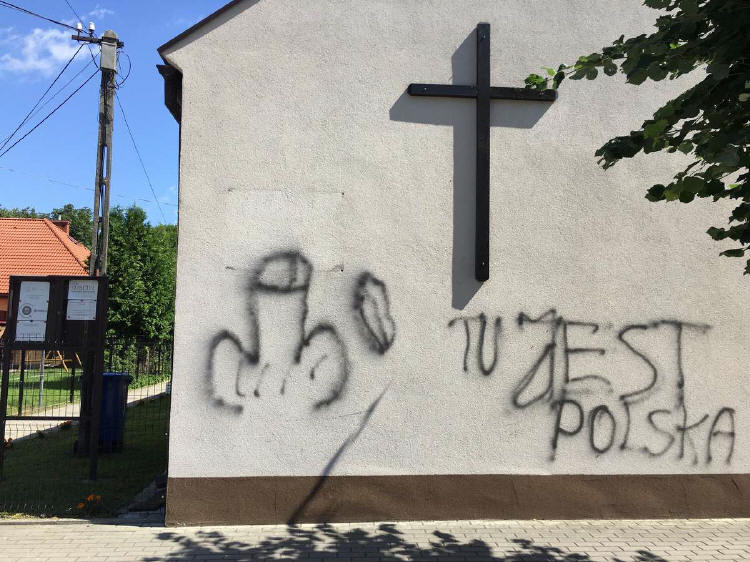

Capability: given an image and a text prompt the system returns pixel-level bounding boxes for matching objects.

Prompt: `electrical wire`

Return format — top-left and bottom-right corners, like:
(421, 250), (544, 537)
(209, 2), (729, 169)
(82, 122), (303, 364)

(0, 43), (85, 152)
(27, 59), (94, 123)
(116, 52), (131, 88)
(62, 0), (82, 22)
(115, 93), (168, 222)
(0, 164), (173, 206)
(0, 68), (99, 160)
(0, 0), (79, 32)
(60, 0), (99, 68)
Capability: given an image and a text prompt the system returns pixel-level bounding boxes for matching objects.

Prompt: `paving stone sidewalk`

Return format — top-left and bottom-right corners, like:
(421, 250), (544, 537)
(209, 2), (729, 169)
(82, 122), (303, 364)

(1, 517), (749, 561)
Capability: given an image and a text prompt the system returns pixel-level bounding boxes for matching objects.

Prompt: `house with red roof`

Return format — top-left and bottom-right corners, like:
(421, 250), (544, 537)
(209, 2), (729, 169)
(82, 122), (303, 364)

(0, 218), (90, 336)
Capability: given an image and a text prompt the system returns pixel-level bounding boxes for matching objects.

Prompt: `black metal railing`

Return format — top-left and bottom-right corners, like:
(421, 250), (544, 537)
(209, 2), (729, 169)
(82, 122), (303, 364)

(0, 337), (172, 519)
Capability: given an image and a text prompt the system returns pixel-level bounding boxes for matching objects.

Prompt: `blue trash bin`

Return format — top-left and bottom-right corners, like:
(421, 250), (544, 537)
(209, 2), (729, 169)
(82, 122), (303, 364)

(99, 372), (132, 452)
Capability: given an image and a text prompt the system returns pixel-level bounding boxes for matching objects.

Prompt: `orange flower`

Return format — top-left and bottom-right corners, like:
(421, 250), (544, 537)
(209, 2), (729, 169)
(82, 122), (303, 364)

(76, 502), (85, 509)
(86, 494), (95, 502)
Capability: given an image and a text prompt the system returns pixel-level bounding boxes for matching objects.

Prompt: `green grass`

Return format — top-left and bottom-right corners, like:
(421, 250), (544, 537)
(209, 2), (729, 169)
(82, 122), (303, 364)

(128, 372), (171, 390)
(5, 368), (170, 416)
(0, 396), (170, 518)
(6, 368), (81, 415)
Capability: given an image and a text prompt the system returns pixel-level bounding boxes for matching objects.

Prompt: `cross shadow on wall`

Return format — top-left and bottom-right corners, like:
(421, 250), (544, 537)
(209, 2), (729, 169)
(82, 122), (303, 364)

(146, 524), (669, 562)
(390, 30), (554, 310)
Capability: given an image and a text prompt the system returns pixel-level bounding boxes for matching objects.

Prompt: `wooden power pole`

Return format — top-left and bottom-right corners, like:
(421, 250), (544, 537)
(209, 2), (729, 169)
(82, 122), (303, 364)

(73, 28), (122, 275)
(71, 27), (122, 465)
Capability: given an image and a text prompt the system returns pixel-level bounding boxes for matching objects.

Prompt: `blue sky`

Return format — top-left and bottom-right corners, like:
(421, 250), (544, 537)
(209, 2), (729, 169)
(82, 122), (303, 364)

(0, 0), (228, 225)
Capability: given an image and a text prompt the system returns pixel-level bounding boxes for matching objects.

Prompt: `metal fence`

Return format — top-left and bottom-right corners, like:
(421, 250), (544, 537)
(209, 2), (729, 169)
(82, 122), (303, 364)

(0, 338), (172, 519)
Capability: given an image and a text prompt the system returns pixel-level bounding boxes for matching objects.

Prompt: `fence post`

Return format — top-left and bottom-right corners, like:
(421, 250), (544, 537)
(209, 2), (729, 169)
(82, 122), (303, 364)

(16, 350), (26, 416)
(38, 349), (45, 410)
(0, 344), (12, 478)
(70, 361), (76, 403)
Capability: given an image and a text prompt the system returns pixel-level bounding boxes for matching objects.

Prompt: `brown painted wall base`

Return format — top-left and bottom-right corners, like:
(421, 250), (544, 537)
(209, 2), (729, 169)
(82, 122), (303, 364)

(166, 473), (750, 526)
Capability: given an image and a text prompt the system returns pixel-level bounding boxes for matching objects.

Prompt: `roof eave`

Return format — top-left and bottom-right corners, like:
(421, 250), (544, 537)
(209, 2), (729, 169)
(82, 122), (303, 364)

(156, 0), (246, 56)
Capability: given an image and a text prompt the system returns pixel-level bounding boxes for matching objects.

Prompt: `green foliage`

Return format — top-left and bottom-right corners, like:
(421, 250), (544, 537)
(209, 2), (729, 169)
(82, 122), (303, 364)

(50, 203), (93, 246)
(525, 0), (750, 272)
(0, 206), (45, 219)
(106, 205), (177, 342)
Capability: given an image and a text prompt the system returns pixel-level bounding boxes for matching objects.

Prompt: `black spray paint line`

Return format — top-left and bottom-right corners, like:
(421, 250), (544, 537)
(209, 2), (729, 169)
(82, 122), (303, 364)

(643, 409), (675, 457)
(457, 310), (733, 465)
(447, 317), (471, 373)
(447, 314), (502, 376)
(287, 384), (390, 525)
(303, 324), (350, 409)
(567, 375), (614, 391)
(511, 343), (554, 409)
(354, 273), (396, 354)
(588, 405), (616, 455)
(676, 403), (709, 465)
(207, 251), (396, 414)
(561, 320), (606, 387)
(707, 407), (736, 464)
(512, 310), (608, 408)
(616, 324), (658, 452)
(617, 324), (658, 405)
(206, 251), (350, 413)
(477, 314), (502, 376)
(550, 399), (584, 460)
(517, 308), (558, 327)
(206, 330), (246, 414)
(618, 321), (711, 455)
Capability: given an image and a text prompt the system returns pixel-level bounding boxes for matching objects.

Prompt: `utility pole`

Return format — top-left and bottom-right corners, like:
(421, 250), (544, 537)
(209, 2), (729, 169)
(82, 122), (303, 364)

(72, 25), (123, 275)
(71, 25), (122, 465)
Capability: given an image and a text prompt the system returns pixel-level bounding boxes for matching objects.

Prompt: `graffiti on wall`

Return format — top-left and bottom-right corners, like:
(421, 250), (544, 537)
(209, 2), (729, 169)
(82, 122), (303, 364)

(207, 251), (395, 414)
(449, 309), (736, 465)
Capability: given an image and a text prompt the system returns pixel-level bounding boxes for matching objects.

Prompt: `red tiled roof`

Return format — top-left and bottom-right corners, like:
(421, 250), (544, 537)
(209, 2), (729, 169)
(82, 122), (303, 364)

(0, 218), (90, 294)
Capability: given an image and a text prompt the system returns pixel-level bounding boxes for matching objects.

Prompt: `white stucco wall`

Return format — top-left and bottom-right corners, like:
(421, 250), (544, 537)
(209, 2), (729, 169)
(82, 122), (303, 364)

(162, 0), (747, 479)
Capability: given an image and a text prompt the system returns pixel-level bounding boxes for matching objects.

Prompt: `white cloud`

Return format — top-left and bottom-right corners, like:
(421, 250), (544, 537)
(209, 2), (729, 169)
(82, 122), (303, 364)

(88, 6), (114, 20)
(0, 26), (20, 46)
(0, 27), (86, 75)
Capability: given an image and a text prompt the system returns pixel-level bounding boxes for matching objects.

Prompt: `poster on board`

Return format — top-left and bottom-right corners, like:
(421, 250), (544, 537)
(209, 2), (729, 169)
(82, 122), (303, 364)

(66, 279), (99, 321)
(16, 281), (50, 341)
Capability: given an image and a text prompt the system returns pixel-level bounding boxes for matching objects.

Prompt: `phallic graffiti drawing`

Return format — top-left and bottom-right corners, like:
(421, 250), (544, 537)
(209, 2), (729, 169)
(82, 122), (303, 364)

(207, 251), (395, 413)
(450, 309), (737, 465)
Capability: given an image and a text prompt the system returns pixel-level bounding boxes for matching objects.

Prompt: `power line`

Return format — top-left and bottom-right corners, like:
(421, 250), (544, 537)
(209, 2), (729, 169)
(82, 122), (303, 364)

(0, 43), (84, 152)
(115, 93), (167, 222)
(0, 68), (98, 160)
(60, 0), (99, 68)
(116, 52), (131, 88)
(27, 59), (94, 122)
(0, 165), (177, 206)
(0, 0), (79, 32)
(62, 0), (82, 22)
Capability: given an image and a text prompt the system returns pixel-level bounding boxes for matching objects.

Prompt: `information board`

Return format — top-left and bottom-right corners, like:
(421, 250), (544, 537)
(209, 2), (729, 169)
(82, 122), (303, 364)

(15, 281), (50, 342)
(66, 279), (99, 321)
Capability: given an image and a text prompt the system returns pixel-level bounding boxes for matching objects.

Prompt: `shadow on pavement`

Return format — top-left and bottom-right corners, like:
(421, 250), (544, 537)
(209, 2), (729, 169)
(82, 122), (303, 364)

(146, 523), (669, 561)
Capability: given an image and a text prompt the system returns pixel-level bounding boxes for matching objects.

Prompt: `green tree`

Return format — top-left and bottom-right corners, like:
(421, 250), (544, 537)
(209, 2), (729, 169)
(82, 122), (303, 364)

(0, 206), (42, 218)
(525, 0), (749, 272)
(144, 223), (177, 342)
(50, 204), (92, 247)
(106, 205), (177, 342)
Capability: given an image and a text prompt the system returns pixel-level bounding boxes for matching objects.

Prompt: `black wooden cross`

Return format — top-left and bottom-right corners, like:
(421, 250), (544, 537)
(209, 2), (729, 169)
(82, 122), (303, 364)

(408, 23), (556, 282)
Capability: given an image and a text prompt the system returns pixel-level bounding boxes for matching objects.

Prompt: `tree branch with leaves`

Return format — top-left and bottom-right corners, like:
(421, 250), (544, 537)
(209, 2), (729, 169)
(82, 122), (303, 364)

(526, 0), (750, 272)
